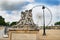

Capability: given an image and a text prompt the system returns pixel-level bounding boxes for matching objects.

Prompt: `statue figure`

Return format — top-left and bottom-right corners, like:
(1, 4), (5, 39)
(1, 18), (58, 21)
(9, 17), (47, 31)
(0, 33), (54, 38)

(13, 9), (38, 30)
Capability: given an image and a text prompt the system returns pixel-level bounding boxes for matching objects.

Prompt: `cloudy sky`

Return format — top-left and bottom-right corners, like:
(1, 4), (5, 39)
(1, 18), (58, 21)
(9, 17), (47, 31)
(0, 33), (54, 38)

(0, 0), (60, 26)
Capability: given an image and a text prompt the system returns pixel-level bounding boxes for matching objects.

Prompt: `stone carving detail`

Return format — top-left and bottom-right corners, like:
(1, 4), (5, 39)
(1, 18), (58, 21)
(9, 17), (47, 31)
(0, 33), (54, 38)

(20, 10), (33, 24)
(13, 10), (37, 29)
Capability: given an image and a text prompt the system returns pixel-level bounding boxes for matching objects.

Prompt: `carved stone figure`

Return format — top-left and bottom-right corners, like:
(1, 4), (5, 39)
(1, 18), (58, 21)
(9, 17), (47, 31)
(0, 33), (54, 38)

(13, 9), (38, 30)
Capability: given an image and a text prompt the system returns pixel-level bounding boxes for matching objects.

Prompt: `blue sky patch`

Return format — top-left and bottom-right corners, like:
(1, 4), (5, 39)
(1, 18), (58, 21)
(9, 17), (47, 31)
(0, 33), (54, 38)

(35, 0), (60, 5)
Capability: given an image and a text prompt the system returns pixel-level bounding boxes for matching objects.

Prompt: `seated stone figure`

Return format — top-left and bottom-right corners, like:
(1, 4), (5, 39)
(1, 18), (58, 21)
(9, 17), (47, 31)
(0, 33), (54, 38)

(13, 9), (38, 30)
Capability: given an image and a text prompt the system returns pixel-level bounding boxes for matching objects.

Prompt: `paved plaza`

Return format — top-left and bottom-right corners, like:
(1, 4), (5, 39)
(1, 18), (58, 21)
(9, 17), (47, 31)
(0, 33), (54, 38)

(0, 29), (60, 40)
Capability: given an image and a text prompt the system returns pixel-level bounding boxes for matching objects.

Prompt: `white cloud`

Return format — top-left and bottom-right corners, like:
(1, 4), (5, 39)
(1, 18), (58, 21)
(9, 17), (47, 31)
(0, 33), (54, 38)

(27, 0), (35, 3)
(0, 0), (35, 23)
(0, 11), (21, 23)
(0, 0), (35, 11)
(0, 0), (34, 4)
(24, 3), (60, 26)
(0, 1), (60, 26)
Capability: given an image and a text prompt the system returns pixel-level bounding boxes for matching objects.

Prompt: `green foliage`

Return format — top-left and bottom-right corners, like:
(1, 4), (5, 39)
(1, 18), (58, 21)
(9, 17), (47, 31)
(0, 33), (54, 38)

(5, 22), (10, 26)
(0, 16), (6, 26)
(0, 16), (17, 26)
(10, 22), (17, 26)
(0, 16), (10, 26)
(54, 21), (60, 25)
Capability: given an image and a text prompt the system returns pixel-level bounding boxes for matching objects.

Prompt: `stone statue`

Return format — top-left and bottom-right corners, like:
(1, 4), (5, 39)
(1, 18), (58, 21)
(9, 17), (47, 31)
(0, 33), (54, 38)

(13, 9), (38, 30)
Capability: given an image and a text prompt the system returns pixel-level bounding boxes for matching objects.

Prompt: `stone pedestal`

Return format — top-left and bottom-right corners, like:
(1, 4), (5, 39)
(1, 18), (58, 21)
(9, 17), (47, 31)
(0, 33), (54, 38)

(9, 29), (39, 40)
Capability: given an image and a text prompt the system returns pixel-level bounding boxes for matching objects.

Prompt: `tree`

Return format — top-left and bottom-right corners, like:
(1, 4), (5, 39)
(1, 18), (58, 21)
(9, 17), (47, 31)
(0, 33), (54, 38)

(10, 22), (17, 26)
(54, 21), (60, 26)
(0, 16), (6, 26)
(5, 22), (10, 26)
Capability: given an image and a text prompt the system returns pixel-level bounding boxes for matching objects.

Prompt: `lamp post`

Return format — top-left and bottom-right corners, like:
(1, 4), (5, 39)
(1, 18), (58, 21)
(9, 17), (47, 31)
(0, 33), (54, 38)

(42, 6), (46, 35)
(31, 5), (52, 35)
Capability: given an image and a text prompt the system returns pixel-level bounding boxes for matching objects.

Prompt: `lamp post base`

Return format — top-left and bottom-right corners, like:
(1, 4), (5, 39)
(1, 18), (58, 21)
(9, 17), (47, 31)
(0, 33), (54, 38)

(43, 33), (46, 36)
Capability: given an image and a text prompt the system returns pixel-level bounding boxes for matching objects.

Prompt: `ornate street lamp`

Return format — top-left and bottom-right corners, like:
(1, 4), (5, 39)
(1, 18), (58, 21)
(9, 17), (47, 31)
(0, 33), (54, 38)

(42, 6), (46, 35)
(31, 5), (52, 36)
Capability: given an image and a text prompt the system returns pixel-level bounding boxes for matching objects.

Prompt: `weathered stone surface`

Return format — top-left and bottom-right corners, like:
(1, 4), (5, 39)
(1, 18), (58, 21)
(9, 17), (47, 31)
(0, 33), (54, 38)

(9, 30), (39, 40)
(13, 10), (38, 30)
(12, 34), (37, 40)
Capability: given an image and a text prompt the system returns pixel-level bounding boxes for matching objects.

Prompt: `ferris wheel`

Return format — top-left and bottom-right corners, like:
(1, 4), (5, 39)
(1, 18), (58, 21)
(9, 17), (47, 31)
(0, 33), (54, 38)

(31, 5), (52, 26)
(31, 5), (52, 35)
